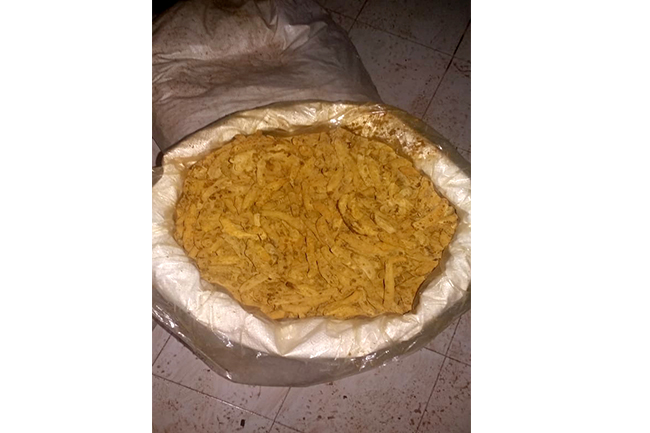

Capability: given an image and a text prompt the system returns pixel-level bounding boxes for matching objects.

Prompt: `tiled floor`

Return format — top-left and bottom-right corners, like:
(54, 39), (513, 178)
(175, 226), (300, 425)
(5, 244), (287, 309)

(153, 1), (470, 431)
(153, 309), (470, 433)
(339, 0), (472, 162)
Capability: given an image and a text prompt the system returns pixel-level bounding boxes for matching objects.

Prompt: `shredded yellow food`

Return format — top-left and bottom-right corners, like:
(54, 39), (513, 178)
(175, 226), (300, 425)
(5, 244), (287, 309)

(174, 128), (457, 319)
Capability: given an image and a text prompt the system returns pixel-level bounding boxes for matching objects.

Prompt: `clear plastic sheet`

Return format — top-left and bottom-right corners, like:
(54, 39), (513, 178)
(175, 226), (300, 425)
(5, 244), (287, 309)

(152, 101), (471, 386)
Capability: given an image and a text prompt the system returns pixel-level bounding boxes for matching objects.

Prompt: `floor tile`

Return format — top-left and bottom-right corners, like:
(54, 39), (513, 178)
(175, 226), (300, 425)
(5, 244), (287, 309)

(153, 319), (157, 331)
(152, 324), (171, 365)
(425, 318), (459, 355)
(276, 349), (445, 433)
(270, 423), (302, 433)
(153, 375), (273, 433)
(357, 0), (470, 55)
(423, 58), (471, 157)
(316, 0), (367, 18)
(455, 24), (470, 61)
(329, 11), (355, 32)
(418, 358), (470, 433)
(154, 336), (290, 419)
(349, 22), (451, 117)
(456, 148), (470, 162)
(447, 310), (470, 365)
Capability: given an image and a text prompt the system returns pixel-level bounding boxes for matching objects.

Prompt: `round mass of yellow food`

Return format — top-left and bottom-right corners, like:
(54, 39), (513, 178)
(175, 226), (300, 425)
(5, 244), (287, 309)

(174, 128), (457, 319)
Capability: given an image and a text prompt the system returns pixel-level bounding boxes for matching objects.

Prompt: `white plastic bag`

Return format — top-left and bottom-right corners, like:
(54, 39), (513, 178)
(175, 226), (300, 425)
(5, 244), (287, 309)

(152, 101), (471, 385)
(153, 0), (380, 150)
(152, 0), (470, 386)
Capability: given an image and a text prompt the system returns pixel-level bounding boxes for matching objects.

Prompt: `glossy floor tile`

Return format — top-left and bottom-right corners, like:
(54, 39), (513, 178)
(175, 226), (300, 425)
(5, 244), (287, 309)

(270, 423), (302, 433)
(418, 358), (471, 433)
(423, 58), (471, 160)
(152, 324), (171, 365)
(153, 375), (274, 433)
(328, 11), (355, 32)
(357, 0), (470, 55)
(276, 349), (445, 433)
(154, 336), (290, 419)
(152, 315), (470, 433)
(315, 0), (366, 18)
(447, 310), (471, 365)
(349, 22), (452, 117)
(425, 317), (460, 355)
(455, 24), (471, 62)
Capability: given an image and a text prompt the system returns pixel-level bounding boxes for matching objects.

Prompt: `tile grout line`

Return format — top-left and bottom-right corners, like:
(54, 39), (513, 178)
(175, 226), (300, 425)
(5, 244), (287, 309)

(414, 356), (448, 433)
(422, 346), (471, 368)
(445, 354), (471, 368)
(453, 20), (471, 63)
(153, 373), (279, 424)
(444, 316), (463, 357)
(414, 316), (463, 432)
(352, 18), (458, 58)
(421, 315), (462, 358)
(443, 310), (470, 366)
(422, 316), (462, 357)
(440, 313), (468, 365)
(267, 387), (293, 433)
(421, 19), (471, 119)
(152, 333), (295, 429)
(350, 0), (371, 30)
(152, 333), (171, 367)
(272, 421), (303, 433)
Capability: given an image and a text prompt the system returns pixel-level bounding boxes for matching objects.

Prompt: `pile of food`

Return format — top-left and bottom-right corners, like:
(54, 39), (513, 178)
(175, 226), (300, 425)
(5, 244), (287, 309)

(174, 128), (457, 320)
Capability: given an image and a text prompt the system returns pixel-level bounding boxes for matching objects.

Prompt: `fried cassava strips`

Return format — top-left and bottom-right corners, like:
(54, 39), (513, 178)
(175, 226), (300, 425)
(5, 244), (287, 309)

(174, 128), (457, 320)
